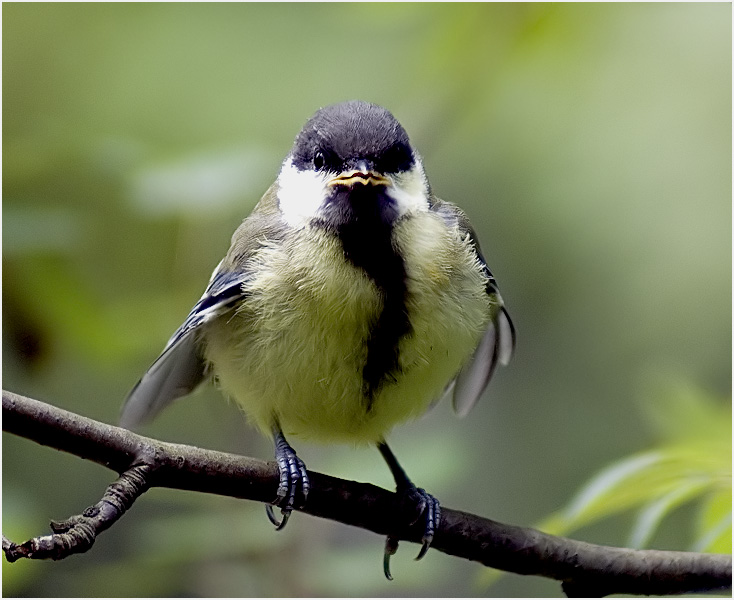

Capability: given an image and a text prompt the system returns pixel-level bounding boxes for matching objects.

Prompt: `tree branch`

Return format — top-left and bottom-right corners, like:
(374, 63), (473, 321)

(3, 463), (152, 561)
(3, 389), (731, 597)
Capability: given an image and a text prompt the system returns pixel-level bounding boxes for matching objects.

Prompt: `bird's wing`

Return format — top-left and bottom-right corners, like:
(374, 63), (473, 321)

(120, 185), (286, 429)
(119, 264), (249, 429)
(430, 198), (516, 417)
(452, 304), (514, 417)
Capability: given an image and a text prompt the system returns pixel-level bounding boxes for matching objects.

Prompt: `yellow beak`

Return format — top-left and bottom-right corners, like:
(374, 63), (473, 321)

(328, 171), (390, 188)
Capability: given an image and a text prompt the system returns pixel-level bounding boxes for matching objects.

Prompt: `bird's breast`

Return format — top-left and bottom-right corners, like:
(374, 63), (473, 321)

(203, 210), (491, 443)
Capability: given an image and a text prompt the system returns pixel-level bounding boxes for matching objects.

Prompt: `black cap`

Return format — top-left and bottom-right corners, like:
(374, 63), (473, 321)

(291, 101), (415, 175)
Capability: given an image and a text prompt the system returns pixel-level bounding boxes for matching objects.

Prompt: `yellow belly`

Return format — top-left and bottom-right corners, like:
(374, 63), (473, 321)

(202, 212), (492, 444)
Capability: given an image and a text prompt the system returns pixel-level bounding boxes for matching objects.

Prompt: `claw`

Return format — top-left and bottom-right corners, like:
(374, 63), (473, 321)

(267, 430), (309, 531)
(381, 487), (441, 578)
(265, 504), (279, 527)
(265, 504), (291, 530)
(415, 539), (430, 561)
(297, 458), (310, 503)
(414, 490), (440, 560)
(383, 535), (399, 581)
(377, 442), (442, 579)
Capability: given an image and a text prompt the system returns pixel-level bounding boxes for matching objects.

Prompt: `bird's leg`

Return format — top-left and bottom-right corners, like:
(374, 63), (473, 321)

(265, 427), (310, 531)
(377, 441), (441, 580)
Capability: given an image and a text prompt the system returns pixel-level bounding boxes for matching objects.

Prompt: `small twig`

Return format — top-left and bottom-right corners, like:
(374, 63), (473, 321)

(3, 463), (152, 561)
(3, 390), (732, 597)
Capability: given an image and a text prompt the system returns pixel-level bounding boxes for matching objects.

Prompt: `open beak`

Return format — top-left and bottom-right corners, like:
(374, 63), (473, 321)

(328, 170), (390, 188)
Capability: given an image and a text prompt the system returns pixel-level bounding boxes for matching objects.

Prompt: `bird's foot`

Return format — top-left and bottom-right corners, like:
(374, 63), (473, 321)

(383, 485), (441, 580)
(265, 433), (310, 530)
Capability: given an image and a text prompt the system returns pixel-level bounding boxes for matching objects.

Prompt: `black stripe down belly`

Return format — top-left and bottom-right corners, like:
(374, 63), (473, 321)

(313, 184), (411, 409)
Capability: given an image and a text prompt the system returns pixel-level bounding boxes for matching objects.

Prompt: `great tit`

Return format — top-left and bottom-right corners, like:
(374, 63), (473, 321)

(121, 100), (515, 579)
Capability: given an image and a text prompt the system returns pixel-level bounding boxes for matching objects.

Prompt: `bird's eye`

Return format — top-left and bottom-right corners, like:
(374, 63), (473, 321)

(383, 143), (413, 172)
(313, 151), (325, 170)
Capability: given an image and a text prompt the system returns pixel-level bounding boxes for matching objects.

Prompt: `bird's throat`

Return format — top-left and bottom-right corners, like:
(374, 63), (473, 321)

(314, 185), (412, 408)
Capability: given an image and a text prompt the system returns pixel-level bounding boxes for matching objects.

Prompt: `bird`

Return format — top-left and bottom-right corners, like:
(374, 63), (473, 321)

(120, 100), (515, 579)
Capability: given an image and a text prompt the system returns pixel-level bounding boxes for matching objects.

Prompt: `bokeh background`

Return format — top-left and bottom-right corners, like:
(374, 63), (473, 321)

(3, 3), (731, 597)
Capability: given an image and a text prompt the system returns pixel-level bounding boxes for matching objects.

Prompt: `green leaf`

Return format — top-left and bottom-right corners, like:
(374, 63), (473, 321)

(540, 442), (729, 538)
(628, 480), (711, 549)
(548, 384), (731, 538)
(694, 490), (733, 553)
(561, 450), (667, 524)
(482, 383), (731, 592)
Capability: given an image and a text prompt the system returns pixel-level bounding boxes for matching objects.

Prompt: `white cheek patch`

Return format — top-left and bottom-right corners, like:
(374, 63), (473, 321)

(276, 157), (431, 226)
(277, 159), (329, 227)
(387, 159), (431, 216)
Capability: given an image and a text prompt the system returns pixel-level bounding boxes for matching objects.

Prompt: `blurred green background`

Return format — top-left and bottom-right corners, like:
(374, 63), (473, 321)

(3, 3), (731, 597)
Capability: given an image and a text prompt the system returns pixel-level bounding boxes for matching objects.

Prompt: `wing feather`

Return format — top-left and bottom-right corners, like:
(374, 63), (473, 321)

(119, 268), (249, 429)
(120, 186), (287, 429)
(430, 197), (516, 417)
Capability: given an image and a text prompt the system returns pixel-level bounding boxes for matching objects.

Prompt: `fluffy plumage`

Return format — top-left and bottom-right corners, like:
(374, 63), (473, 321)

(120, 100), (515, 576)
